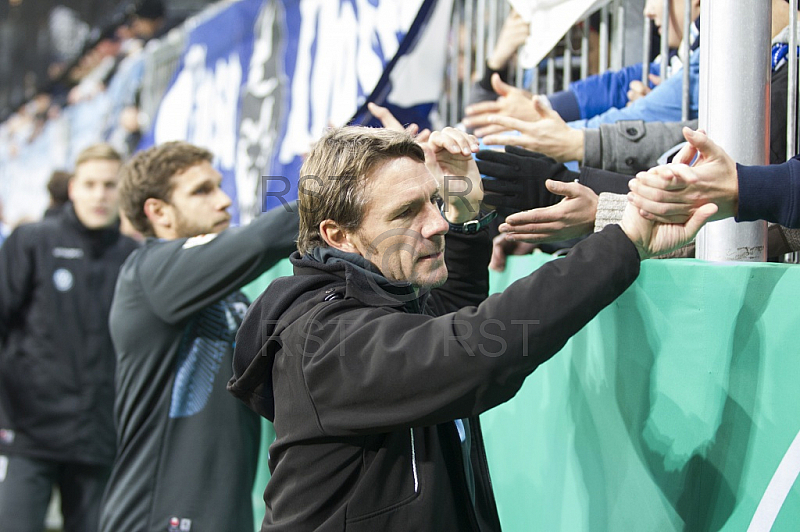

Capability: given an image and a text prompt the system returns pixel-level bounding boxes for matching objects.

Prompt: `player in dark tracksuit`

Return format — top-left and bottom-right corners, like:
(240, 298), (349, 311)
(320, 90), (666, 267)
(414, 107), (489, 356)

(0, 144), (138, 532)
(98, 141), (298, 532)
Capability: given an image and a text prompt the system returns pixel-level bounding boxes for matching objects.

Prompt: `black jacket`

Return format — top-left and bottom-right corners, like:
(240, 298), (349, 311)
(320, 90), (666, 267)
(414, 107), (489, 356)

(230, 224), (640, 531)
(0, 204), (139, 465)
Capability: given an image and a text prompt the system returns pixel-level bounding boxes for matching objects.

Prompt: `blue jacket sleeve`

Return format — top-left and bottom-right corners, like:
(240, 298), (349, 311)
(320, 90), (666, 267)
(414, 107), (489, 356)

(564, 61), (660, 120)
(737, 158), (800, 227)
(568, 52), (698, 129)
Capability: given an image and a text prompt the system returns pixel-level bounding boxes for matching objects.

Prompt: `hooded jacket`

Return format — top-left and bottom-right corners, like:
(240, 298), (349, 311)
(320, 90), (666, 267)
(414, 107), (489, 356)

(230, 224), (640, 531)
(0, 204), (138, 465)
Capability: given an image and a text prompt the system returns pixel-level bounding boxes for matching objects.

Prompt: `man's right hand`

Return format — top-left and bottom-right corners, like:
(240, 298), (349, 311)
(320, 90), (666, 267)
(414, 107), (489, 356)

(628, 128), (739, 223)
(619, 199), (717, 259)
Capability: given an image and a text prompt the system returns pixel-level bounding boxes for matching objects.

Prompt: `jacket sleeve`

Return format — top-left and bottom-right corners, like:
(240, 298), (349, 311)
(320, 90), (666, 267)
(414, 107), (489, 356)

(426, 230), (492, 315)
(570, 51), (699, 129)
(566, 61), (646, 120)
(0, 226), (35, 342)
(737, 159), (800, 227)
(299, 225), (640, 436)
(139, 202), (299, 324)
(583, 119), (698, 175)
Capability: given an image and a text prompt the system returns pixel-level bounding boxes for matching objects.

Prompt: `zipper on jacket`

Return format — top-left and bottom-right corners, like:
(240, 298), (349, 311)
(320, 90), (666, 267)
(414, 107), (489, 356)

(410, 428), (419, 493)
(444, 422), (482, 530)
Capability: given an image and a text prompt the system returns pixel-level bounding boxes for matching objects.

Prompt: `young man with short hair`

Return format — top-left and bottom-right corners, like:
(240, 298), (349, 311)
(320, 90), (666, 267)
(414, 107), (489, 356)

(229, 126), (715, 531)
(99, 141), (298, 532)
(0, 143), (138, 532)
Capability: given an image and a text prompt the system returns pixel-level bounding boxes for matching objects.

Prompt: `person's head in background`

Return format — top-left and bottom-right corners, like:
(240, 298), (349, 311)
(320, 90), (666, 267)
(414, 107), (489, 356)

(644, 0), (701, 49)
(70, 144), (122, 229)
(130, 0), (166, 40)
(119, 141), (232, 240)
(46, 170), (72, 216)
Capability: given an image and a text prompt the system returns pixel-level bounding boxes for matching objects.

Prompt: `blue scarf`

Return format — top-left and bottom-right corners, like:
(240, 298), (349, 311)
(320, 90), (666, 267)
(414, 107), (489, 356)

(772, 42), (800, 72)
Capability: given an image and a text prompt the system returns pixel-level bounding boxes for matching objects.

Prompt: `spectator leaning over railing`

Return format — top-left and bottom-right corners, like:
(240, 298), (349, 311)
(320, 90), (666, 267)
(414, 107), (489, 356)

(464, 0), (700, 137)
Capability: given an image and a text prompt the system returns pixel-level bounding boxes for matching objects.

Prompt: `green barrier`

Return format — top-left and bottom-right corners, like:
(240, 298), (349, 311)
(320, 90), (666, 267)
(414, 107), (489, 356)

(244, 254), (800, 531)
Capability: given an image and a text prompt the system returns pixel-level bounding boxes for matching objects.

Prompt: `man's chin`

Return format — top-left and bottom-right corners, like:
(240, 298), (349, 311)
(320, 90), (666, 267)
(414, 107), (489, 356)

(411, 266), (448, 291)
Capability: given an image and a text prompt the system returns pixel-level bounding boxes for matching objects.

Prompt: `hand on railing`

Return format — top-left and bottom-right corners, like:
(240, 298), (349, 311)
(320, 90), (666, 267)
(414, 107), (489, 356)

(626, 74), (661, 105)
(487, 10), (530, 72)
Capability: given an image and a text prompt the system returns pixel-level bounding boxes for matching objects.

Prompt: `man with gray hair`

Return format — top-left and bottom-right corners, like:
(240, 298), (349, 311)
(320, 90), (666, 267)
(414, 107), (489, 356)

(229, 125), (715, 531)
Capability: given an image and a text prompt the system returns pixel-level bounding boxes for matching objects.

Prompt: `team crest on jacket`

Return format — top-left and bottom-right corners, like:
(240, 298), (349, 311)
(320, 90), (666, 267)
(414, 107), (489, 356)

(53, 268), (74, 292)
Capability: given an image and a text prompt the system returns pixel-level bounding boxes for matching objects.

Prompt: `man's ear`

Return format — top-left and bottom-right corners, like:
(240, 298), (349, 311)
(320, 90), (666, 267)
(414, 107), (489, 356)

(319, 219), (360, 254)
(143, 198), (172, 235)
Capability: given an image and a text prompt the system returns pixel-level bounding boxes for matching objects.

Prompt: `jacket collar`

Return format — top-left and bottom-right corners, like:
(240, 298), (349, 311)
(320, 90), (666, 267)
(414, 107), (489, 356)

(291, 248), (428, 313)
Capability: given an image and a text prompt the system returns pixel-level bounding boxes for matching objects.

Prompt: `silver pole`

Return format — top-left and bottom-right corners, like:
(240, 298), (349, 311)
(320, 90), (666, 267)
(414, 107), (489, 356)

(475, 0), (486, 79)
(696, 0), (770, 262)
(563, 29), (573, 89)
(788, 0), (798, 159)
(449, 3), (460, 126)
(487, 0), (497, 66)
(612, 0), (625, 70)
(547, 51), (556, 94)
(660, 0), (670, 80)
(599, 5), (609, 73)
(681, 0), (692, 120)
(581, 17), (590, 80)
(463, 0), (474, 106)
(531, 59), (540, 94)
(642, 8), (652, 82)
(516, 48), (525, 89)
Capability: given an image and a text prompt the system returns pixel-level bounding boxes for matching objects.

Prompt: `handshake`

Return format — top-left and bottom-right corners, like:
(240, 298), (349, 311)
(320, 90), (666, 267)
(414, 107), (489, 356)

(476, 134), (720, 260)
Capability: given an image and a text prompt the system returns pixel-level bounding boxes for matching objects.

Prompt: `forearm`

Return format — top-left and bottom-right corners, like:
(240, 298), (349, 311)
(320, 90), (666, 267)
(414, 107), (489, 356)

(583, 119), (698, 175)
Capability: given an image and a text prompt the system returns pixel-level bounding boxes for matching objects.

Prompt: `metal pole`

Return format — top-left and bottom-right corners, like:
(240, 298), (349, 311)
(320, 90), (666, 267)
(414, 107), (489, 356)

(681, 0), (692, 120)
(611, 0), (625, 70)
(581, 17), (590, 79)
(463, 0), (473, 106)
(531, 60), (540, 94)
(449, 2), (461, 126)
(487, 0), (497, 65)
(516, 48), (525, 89)
(563, 29), (573, 89)
(696, 0), (770, 262)
(599, 5), (609, 73)
(546, 50), (556, 94)
(660, 0), (670, 80)
(475, 0), (486, 80)
(789, 0), (798, 159)
(642, 11), (652, 82)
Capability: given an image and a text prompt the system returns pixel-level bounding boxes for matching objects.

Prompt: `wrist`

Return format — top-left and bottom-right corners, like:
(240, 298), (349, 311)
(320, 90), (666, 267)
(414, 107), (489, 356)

(567, 129), (585, 163)
(441, 206), (497, 234)
(486, 54), (509, 72)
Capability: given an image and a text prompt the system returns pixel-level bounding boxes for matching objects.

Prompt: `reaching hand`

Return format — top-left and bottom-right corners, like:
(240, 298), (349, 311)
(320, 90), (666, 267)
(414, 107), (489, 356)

(626, 74), (661, 105)
(487, 10), (530, 71)
(477, 146), (577, 212)
(497, 180), (598, 243)
(462, 74), (537, 136)
(367, 102), (431, 142)
(422, 128), (483, 223)
(619, 200), (717, 259)
(481, 97), (585, 163)
(627, 128), (738, 223)
(489, 234), (537, 272)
